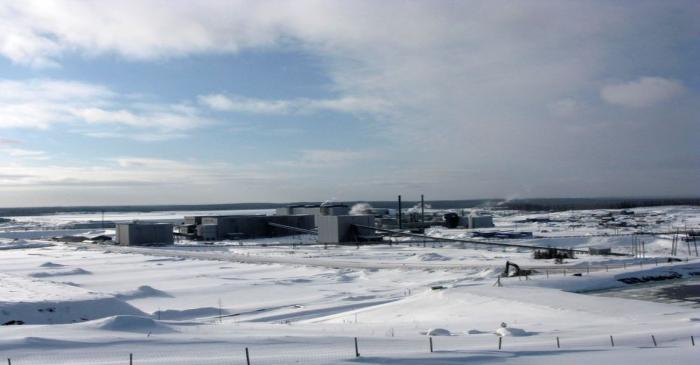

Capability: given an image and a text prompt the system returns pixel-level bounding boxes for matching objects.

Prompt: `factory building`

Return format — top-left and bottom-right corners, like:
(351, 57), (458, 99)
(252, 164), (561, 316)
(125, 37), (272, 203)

(468, 215), (494, 229)
(317, 215), (379, 244)
(195, 214), (315, 240)
(276, 204), (350, 225)
(115, 222), (174, 246)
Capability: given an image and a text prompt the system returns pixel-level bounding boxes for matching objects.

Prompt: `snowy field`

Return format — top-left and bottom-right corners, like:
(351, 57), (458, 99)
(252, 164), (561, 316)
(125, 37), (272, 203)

(0, 206), (699, 364)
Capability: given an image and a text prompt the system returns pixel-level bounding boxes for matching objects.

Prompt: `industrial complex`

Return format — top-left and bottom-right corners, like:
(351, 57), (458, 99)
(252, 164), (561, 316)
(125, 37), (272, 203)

(108, 196), (607, 263)
(109, 196), (506, 247)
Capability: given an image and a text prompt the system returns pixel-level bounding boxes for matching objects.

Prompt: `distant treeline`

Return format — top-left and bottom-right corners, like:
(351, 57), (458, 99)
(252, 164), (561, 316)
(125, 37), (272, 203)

(0, 198), (697, 217)
(0, 200), (497, 217)
(0, 203), (282, 217)
(499, 198), (700, 212)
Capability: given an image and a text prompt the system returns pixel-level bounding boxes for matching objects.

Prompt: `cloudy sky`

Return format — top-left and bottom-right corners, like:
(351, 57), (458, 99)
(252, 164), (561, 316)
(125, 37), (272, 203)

(0, 0), (698, 206)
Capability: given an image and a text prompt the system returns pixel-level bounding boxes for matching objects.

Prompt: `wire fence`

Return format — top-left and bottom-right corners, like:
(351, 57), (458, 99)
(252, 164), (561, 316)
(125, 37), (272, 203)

(3, 332), (697, 365)
(521, 256), (696, 276)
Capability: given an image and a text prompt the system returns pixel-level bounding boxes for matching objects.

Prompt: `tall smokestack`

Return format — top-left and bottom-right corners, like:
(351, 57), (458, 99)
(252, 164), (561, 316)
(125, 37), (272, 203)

(421, 194), (425, 223)
(398, 195), (402, 229)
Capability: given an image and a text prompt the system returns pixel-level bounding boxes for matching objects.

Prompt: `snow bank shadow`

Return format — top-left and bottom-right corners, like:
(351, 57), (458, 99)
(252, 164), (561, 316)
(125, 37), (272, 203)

(352, 349), (605, 364)
(29, 268), (91, 278)
(146, 257), (186, 263)
(153, 307), (226, 320)
(39, 262), (66, 268)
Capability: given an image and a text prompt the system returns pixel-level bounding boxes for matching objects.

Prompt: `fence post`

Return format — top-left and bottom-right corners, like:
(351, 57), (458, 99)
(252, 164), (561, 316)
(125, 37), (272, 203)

(129, 353), (132, 365)
(556, 336), (560, 349)
(429, 336), (433, 353)
(355, 337), (360, 357)
(610, 335), (615, 347)
(7, 358), (11, 365)
(245, 347), (250, 365)
(691, 335), (695, 346)
(651, 335), (657, 347)
(498, 336), (502, 350)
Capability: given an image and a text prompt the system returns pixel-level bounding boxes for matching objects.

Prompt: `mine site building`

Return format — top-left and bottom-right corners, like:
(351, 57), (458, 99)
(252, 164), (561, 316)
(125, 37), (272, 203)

(468, 215), (495, 229)
(115, 222), (174, 246)
(317, 215), (379, 244)
(276, 204), (350, 225)
(196, 214), (315, 240)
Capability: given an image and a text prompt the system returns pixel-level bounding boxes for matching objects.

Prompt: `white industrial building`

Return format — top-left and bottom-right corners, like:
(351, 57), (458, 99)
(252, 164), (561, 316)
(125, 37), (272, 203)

(468, 215), (494, 229)
(276, 204), (350, 225)
(317, 215), (377, 244)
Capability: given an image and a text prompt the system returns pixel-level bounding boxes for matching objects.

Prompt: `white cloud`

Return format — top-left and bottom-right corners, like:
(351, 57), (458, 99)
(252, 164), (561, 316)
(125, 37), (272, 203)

(601, 77), (685, 108)
(299, 149), (370, 164)
(0, 137), (20, 145)
(2, 147), (49, 160)
(0, 157), (279, 188)
(0, 1), (698, 200)
(0, 0), (282, 67)
(274, 149), (372, 169)
(548, 98), (580, 117)
(199, 94), (292, 114)
(199, 94), (389, 115)
(0, 79), (213, 137)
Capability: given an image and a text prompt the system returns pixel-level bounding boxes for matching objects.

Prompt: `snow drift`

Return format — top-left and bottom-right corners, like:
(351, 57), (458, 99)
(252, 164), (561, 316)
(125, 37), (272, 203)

(93, 315), (177, 333)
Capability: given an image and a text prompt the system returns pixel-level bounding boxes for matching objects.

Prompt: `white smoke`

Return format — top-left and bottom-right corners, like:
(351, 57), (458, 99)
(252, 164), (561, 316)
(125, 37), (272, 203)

(407, 202), (431, 213)
(350, 203), (373, 215)
(320, 198), (337, 207)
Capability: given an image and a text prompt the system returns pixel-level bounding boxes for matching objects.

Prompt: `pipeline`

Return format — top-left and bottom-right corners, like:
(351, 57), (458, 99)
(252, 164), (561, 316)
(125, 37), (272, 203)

(267, 222), (318, 235)
(353, 224), (627, 255)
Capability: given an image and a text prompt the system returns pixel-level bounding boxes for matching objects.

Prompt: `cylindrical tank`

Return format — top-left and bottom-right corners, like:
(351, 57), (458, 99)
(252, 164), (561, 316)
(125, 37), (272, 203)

(443, 213), (459, 229)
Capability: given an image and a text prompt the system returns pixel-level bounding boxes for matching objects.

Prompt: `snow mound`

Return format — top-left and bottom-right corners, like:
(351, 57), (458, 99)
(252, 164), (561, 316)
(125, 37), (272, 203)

(94, 315), (176, 333)
(0, 240), (52, 250)
(115, 285), (172, 300)
(1, 273), (145, 325)
(344, 295), (377, 301)
(29, 268), (91, 278)
(467, 329), (488, 334)
(39, 262), (65, 268)
(1, 297), (145, 325)
(418, 253), (451, 262)
(427, 328), (451, 336)
(495, 326), (530, 337)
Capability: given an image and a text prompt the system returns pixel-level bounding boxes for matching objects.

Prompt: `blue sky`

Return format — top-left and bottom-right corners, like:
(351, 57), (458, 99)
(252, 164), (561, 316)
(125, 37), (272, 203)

(0, 1), (698, 206)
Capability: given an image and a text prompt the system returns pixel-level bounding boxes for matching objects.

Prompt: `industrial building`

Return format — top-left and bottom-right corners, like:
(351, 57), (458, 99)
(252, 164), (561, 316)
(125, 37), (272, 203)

(192, 214), (315, 240)
(317, 215), (379, 244)
(468, 215), (494, 229)
(115, 223), (174, 246)
(276, 204), (350, 224)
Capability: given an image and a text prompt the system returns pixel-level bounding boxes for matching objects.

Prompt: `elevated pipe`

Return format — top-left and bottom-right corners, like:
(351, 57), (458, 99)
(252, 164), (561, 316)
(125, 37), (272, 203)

(267, 222), (318, 235)
(353, 224), (626, 255)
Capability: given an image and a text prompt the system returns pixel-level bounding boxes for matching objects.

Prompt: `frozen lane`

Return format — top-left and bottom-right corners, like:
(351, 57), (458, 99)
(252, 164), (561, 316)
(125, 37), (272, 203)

(66, 242), (691, 273)
(67, 243), (500, 270)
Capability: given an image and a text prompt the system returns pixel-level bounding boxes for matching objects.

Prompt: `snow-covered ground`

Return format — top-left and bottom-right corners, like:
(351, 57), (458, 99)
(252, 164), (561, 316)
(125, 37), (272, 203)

(0, 206), (699, 364)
